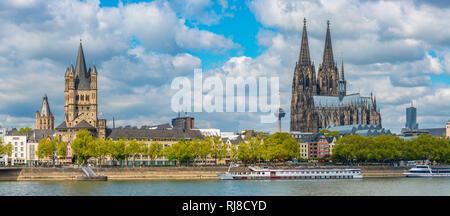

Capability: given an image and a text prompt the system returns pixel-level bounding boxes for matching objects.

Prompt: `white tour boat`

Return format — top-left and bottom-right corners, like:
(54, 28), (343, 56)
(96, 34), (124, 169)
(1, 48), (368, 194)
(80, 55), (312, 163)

(218, 165), (363, 180)
(403, 165), (450, 178)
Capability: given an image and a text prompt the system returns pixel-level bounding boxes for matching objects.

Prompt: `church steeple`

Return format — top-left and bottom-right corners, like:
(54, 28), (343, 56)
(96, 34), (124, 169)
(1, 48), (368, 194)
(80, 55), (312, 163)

(340, 56), (345, 81)
(74, 42), (91, 90)
(338, 56), (346, 100)
(75, 42), (87, 78)
(322, 20), (334, 67)
(36, 94), (54, 130)
(317, 20), (339, 96)
(298, 18), (311, 66)
(40, 94), (51, 117)
(291, 18), (319, 133)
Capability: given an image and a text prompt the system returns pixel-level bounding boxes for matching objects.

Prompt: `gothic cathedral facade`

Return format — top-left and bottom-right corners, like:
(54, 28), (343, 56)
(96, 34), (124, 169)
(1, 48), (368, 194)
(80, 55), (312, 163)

(56, 43), (106, 143)
(290, 19), (381, 133)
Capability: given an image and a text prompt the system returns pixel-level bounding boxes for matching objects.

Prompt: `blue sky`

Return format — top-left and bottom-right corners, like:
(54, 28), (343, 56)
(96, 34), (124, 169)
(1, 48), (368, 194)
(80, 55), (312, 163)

(0, 0), (449, 134)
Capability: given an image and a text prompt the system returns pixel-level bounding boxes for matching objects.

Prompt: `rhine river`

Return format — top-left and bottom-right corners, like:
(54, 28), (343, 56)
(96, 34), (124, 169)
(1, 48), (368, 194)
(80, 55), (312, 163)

(0, 178), (449, 196)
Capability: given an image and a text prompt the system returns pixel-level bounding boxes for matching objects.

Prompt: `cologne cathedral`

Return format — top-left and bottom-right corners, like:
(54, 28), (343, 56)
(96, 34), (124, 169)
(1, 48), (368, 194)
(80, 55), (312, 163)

(290, 19), (381, 133)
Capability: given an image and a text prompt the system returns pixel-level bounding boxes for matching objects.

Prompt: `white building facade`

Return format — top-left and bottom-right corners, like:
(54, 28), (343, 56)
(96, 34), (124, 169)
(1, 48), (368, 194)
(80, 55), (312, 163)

(3, 135), (27, 165)
(0, 127), (6, 165)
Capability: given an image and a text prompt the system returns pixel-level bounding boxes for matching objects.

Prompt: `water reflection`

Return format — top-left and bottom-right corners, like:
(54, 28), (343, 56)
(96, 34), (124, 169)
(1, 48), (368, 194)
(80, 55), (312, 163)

(0, 178), (449, 196)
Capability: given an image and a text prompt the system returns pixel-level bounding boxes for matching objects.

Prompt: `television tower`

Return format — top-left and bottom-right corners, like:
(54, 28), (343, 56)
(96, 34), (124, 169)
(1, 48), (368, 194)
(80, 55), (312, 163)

(275, 91), (286, 132)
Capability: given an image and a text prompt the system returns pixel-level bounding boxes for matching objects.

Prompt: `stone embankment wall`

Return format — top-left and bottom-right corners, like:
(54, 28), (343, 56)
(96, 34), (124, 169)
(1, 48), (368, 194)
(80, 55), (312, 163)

(17, 168), (81, 180)
(15, 167), (230, 180)
(360, 166), (407, 178)
(0, 168), (22, 180)
(0, 166), (409, 181)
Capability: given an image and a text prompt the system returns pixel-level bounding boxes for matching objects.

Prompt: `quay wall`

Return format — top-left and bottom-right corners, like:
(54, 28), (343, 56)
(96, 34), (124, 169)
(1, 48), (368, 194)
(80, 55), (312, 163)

(3, 166), (409, 180)
(0, 168), (22, 180)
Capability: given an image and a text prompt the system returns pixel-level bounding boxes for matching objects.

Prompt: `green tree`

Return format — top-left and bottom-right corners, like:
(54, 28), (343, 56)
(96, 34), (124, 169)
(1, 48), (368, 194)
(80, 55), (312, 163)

(0, 139), (13, 166)
(198, 139), (213, 164)
(237, 136), (264, 164)
(147, 142), (163, 165)
(126, 139), (144, 167)
(56, 141), (67, 165)
(319, 129), (339, 138)
(37, 138), (56, 166)
(165, 139), (194, 166)
(109, 139), (127, 166)
(229, 144), (239, 162)
(209, 137), (228, 165)
(19, 127), (33, 135)
(265, 132), (299, 161)
(96, 139), (111, 166)
(71, 129), (94, 165)
(88, 138), (110, 166)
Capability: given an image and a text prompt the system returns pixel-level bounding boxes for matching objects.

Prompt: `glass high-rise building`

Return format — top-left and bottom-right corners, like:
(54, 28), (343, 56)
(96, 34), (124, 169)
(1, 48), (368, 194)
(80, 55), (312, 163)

(405, 104), (418, 130)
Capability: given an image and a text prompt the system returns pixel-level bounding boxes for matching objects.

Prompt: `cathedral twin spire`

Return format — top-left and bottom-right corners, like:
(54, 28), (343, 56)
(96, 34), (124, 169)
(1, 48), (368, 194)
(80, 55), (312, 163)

(298, 19), (343, 96)
(322, 21), (335, 67)
(299, 19), (336, 67)
(298, 18), (311, 66)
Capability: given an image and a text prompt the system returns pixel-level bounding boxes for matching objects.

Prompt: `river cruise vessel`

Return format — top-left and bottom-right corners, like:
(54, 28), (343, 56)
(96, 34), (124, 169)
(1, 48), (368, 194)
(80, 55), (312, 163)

(218, 166), (363, 180)
(403, 165), (450, 178)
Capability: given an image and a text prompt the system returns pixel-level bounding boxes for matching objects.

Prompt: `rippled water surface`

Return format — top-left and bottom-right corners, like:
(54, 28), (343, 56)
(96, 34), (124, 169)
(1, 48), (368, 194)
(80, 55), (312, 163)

(0, 178), (449, 196)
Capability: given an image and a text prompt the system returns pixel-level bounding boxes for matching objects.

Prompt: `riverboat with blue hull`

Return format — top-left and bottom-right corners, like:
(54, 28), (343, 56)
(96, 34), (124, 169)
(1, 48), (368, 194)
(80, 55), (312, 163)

(218, 166), (363, 180)
(403, 165), (450, 178)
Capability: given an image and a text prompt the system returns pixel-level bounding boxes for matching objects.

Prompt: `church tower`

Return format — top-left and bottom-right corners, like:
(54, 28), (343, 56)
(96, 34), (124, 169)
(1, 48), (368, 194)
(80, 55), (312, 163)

(317, 21), (339, 96)
(338, 56), (347, 100)
(36, 94), (54, 130)
(57, 42), (106, 142)
(290, 19), (319, 132)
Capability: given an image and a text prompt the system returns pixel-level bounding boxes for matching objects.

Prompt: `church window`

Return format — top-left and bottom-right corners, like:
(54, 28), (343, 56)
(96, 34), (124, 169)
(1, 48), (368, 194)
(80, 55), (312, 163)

(81, 95), (84, 101)
(86, 95), (89, 101)
(76, 95), (79, 101)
